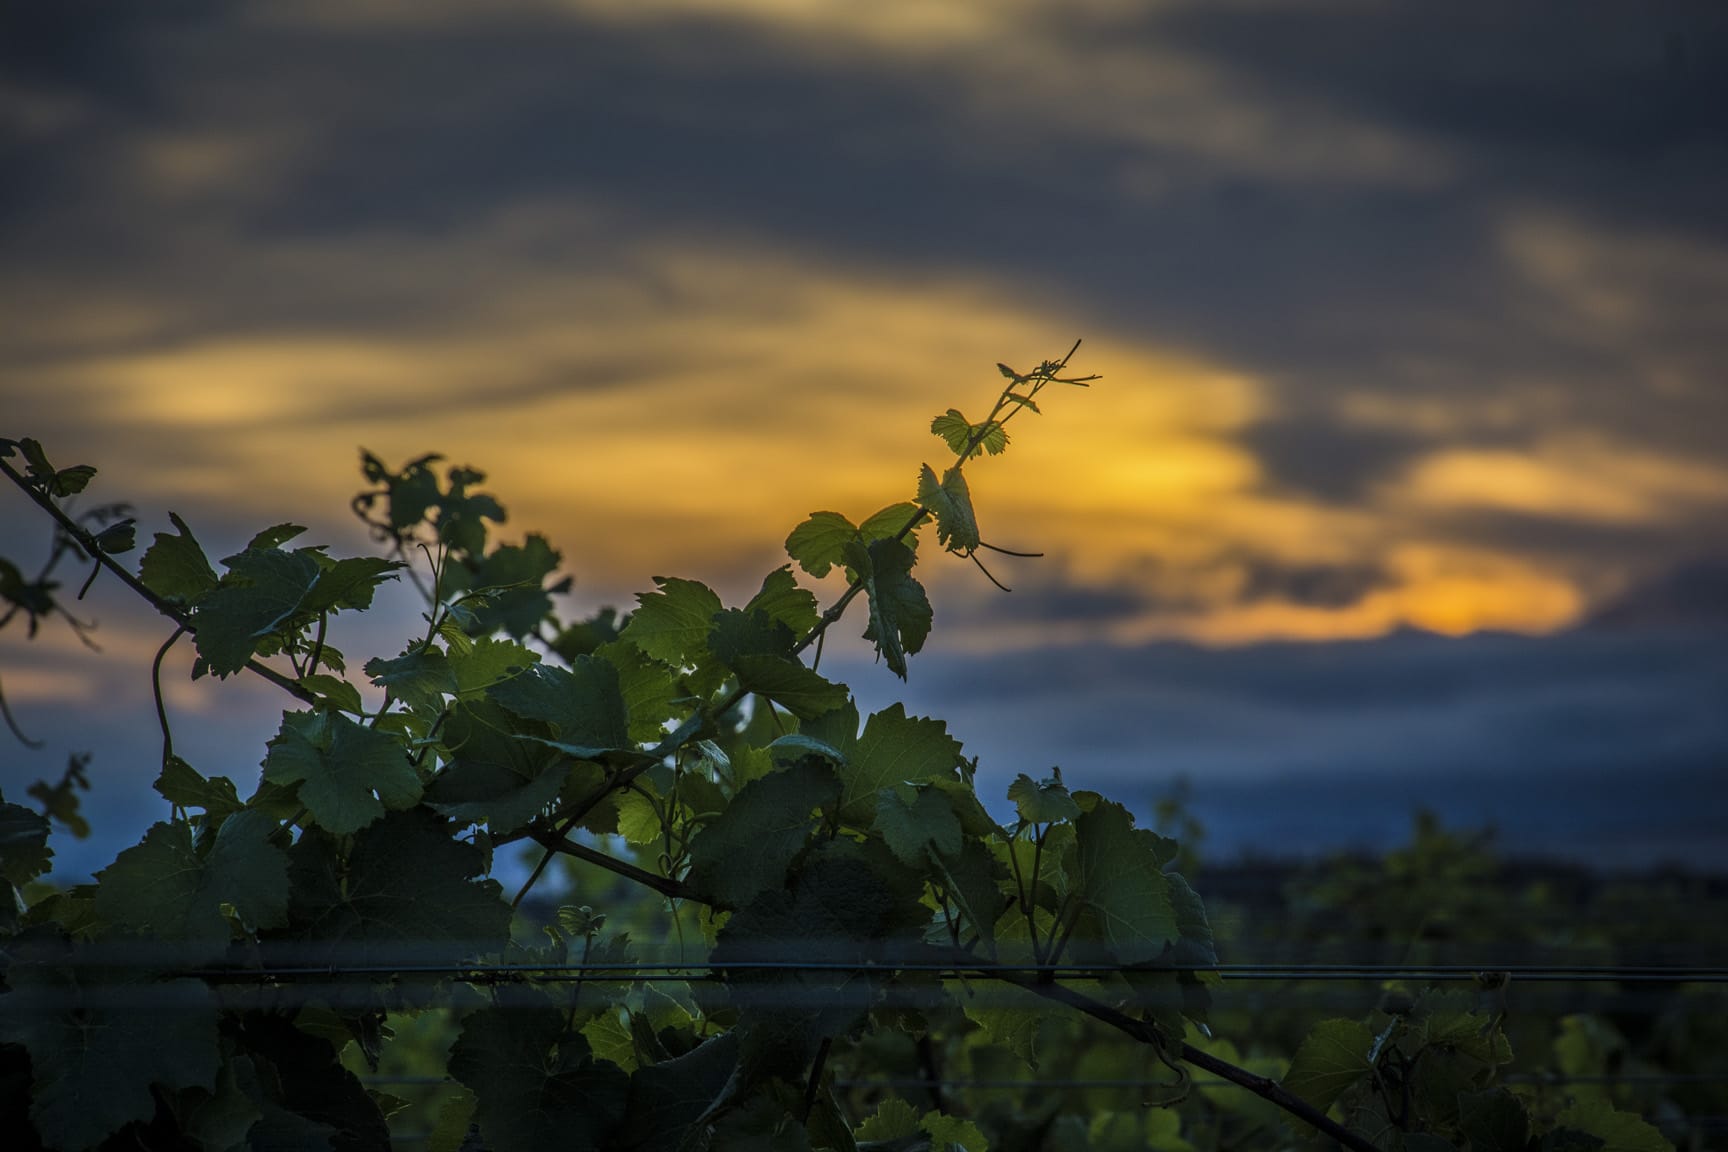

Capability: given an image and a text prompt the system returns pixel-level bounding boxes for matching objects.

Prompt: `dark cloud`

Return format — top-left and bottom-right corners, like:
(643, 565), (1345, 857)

(1237, 557), (1391, 609)
(1240, 415), (1430, 502)
(1587, 558), (1728, 630)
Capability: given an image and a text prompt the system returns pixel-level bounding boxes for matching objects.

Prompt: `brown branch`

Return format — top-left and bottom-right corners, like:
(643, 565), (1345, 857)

(0, 455), (316, 706)
(524, 825), (701, 903)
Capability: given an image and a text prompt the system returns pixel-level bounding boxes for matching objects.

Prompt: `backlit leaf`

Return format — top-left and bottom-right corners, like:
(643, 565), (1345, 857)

(1281, 1019), (1376, 1114)
(261, 708), (422, 835)
(622, 576), (723, 669)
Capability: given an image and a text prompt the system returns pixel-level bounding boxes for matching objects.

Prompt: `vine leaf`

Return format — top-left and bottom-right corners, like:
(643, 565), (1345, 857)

(921, 1110), (990, 1151)
(0, 792), (53, 888)
(615, 1033), (740, 1152)
(917, 464), (980, 554)
(732, 655), (849, 720)
(857, 1096), (919, 1140)
(489, 657), (630, 758)
(193, 548), (321, 676)
(593, 641), (680, 744)
(0, 935), (219, 1152)
(282, 807), (511, 969)
(806, 701), (963, 826)
(930, 409), (1008, 459)
(1006, 771), (1080, 825)
(784, 511), (857, 579)
(622, 577), (723, 669)
(424, 700), (567, 833)
(448, 1003), (630, 1152)
(138, 512), (219, 605)
(1281, 1018), (1377, 1114)
(261, 708), (423, 836)
(1552, 1095), (1673, 1152)
(686, 758), (837, 909)
(94, 811), (289, 952)
(1072, 799), (1178, 965)
(745, 565), (821, 637)
(365, 647), (457, 714)
(874, 784), (963, 868)
(843, 538), (932, 680)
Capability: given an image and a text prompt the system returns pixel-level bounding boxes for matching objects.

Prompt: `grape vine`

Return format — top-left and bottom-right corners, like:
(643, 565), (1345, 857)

(0, 348), (1678, 1151)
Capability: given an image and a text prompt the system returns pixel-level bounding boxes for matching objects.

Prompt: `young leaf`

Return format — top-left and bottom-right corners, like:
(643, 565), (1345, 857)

(300, 554), (403, 614)
(138, 512), (219, 604)
(784, 511), (857, 579)
(365, 647), (458, 714)
(917, 463), (980, 554)
(152, 755), (243, 819)
(261, 708), (423, 835)
(857, 501), (922, 545)
(1007, 772), (1081, 825)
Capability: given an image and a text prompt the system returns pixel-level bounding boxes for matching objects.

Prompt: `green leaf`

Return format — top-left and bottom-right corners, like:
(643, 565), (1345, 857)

(930, 409), (1008, 459)
(366, 646), (458, 713)
(917, 463), (980, 554)
(284, 807), (511, 969)
(923, 1109), (990, 1151)
(490, 656), (630, 756)
(1458, 1089), (1532, 1152)
(1281, 1019), (1376, 1114)
(845, 537), (932, 680)
(829, 702), (963, 827)
(932, 834), (1008, 947)
(47, 463), (97, 497)
(595, 641), (681, 744)
(622, 576), (723, 668)
(614, 1033), (739, 1152)
(261, 708), (423, 835)
(687, 758), (838, 908)
(785, 511), (857, 579)
(767, 732), (848, 767)
(298, 672), (363, 713)
(858, 1097), (921, 1140)
(874, 784), (963, 868)
(301, 554), (402, 614)
(448, 1005), (629, 1152)
(858, 501), (922, 546)
(429, 1086), (479, 1152)
(243, 523), (307, 551)
(193, 548), (321, 676)
(426, 700), (568, 832)
(94, 813), (290, 951)
(1072, 799), (1178, 965)
(732, 654), (849, 721)
(1007, 772), (1080, 825)
(0, 797), (52, 889)
(746, 566), (820, 637)
(0, 935), (219, 1152)
(709, 607), (798, 664)
(1553, 1096), (1673, 1152)
(448, 635), (538, 697)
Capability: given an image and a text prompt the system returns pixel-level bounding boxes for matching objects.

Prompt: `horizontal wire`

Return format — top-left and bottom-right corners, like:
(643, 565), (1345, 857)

(157, 961), (1728, 984)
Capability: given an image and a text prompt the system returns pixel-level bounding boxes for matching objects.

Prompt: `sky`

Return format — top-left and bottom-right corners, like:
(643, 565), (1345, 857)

(3, 0), (1726, 878)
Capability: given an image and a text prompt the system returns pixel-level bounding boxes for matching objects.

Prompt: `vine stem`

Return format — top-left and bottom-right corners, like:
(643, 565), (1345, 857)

(0, 456), (317, 706)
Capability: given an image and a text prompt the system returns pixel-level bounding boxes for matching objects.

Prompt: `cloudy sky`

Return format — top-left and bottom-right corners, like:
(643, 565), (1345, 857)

(3, 0), (1726, 877)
